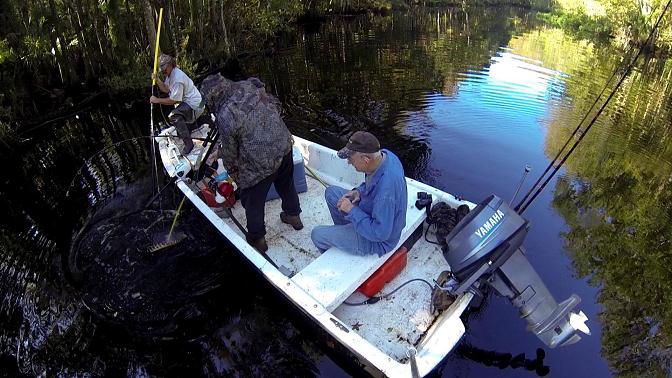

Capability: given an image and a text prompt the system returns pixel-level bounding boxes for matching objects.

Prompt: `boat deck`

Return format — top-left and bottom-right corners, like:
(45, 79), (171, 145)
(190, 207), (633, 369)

(158, 125), (469, 366)
(195, 175), (451, 361)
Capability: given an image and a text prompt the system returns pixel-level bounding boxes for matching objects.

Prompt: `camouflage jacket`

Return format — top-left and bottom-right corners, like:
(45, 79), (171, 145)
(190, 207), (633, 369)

(211, 78), (293, 189)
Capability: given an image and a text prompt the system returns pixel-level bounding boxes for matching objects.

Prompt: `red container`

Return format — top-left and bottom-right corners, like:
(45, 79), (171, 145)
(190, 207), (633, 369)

(357, 246), (408, 297)
(198, 187), (220, 208)
(217, 182), (237, 208)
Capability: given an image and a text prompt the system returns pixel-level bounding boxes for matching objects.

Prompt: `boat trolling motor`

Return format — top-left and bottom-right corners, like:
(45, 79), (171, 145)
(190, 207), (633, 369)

(438, 194), (590, 348)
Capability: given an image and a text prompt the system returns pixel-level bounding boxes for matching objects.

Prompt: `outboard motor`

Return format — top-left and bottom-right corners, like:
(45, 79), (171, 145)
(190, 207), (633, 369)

(440, 195), (590, 348)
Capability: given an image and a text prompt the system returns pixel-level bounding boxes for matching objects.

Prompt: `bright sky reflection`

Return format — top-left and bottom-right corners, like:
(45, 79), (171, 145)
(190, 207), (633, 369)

(409, 49), (569, 201)
(488, 52), (566, 100)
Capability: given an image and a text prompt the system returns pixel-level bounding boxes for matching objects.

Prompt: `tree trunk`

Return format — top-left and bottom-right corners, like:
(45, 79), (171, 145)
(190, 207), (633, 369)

(188, 0), (203, 55)
(161, 0), (177, 56)
(67, 0), (97, 81)
(105, 0), (130, 59)
(220, 1), (231, 55)
(141, 0), (156, 53)
(46, 0), (73, 85)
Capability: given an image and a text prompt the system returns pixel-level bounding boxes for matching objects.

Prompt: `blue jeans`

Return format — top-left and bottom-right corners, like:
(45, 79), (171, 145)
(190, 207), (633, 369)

(168, 102), (197, 153)
(240, 151), (301, 241)
(310, 186), (383, 256)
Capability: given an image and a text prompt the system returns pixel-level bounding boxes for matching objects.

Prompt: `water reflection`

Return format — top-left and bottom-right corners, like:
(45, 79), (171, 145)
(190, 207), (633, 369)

(3, 5), (672, 377)
(547, 56), (672, 376)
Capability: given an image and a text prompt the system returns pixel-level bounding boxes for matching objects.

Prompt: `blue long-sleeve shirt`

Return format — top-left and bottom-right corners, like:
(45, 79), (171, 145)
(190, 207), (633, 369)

(345, 149), (408, 255)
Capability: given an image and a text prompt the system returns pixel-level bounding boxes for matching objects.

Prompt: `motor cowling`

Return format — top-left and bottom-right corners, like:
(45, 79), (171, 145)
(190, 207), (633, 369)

(443, 195), (528, 282)
(440, 195), (590, 348)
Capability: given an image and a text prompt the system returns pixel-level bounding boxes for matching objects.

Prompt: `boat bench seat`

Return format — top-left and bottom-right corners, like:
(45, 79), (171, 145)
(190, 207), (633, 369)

(291, 185), (427, 312)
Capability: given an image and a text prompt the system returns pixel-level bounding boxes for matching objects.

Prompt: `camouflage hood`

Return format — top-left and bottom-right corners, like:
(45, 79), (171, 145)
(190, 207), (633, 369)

(199, 74), (293, 189)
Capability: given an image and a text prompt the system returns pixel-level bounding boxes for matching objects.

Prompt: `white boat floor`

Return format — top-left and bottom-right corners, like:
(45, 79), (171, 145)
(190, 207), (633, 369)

(215, 177), (327, 274)
(334, 238), (447, 361)
(196, 175), (452, 362)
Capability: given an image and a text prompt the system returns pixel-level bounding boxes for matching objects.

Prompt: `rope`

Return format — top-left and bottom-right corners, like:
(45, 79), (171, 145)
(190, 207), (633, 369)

(343, 278), (434, 306)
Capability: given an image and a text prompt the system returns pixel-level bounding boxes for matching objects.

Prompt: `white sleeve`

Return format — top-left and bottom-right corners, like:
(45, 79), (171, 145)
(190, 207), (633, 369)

(169, 82), (184, 102)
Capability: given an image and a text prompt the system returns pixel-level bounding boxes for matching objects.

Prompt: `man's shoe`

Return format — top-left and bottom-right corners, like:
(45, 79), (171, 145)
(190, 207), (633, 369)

(247, 237), (268, 253)
(280, 212), (303, 230)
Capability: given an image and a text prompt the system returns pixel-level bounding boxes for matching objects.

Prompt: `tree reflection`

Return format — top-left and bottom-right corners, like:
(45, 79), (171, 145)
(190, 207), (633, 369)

(548, 54), (672, 375)
(248, 7), (543, 180)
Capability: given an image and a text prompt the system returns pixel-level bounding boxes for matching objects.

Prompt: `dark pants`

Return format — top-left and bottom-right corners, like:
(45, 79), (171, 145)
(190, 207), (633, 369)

(239, 151), (302, 241)
(168, 102), (197, 153)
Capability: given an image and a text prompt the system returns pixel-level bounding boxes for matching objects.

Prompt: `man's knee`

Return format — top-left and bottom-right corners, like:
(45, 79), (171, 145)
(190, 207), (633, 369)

(168, 111), (184, 123)
(310, 226), (324, 243)
(325, 186), (343, 206)
(311, 226), (329, 248)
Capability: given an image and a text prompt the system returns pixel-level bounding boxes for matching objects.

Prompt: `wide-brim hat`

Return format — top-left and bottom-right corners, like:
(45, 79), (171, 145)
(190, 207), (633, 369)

(337, 131), (381, 159)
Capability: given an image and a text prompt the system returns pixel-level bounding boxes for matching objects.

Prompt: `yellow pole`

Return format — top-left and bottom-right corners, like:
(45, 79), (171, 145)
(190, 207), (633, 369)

(152, 8), (164, 85)
(304, 162), (328, 188)
(167, 196), (185, 241)
(150, 8), (164, 194)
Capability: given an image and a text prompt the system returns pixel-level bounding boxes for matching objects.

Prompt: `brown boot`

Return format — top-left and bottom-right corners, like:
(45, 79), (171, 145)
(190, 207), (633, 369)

(246, 236), (268, 253)
(280, 212), (303, 230)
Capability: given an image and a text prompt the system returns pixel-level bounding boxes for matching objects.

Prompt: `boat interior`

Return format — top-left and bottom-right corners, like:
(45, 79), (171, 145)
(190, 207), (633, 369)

(158, 125), (473, 362)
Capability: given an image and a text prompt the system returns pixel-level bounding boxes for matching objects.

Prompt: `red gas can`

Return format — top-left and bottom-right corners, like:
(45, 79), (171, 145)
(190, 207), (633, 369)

(357, 246), (408, 297)
(198, 187), (220, 208)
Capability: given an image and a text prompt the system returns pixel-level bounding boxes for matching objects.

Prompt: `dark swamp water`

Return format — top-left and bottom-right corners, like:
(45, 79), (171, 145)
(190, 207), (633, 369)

(2, 6), (672, 377)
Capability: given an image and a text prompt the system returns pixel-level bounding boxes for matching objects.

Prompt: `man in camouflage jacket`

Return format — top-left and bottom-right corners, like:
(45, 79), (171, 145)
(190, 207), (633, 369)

(200, 74), (303, 252)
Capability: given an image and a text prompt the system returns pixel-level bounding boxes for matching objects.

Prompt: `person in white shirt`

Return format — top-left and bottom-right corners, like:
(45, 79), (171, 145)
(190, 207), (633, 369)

(150, 54), (204, 154)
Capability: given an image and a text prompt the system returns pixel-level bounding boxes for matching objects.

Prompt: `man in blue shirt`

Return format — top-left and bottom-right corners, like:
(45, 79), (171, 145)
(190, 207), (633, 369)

(311, 131), (407, 256)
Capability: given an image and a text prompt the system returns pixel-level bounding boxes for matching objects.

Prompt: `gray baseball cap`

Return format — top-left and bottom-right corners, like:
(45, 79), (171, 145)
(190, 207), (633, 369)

(337, 131), (381, 159)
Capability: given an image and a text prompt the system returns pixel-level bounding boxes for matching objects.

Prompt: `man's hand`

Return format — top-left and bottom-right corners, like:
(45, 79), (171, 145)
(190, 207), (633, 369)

(343, 190), (360, 204)
(337, 197), (355, 213)
(152, 73), (167, 92)
(149, 95), (160, 104)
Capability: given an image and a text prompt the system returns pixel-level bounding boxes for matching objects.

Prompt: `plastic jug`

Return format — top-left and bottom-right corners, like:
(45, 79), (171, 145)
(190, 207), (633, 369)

(175, 160), (191, 178)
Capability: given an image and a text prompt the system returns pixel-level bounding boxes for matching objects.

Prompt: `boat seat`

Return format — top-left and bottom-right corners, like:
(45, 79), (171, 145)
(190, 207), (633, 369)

(291, 185), (427, 312)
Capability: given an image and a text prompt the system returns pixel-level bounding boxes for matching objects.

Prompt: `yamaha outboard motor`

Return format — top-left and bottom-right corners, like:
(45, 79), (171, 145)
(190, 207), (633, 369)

(440, 195), (590, 348)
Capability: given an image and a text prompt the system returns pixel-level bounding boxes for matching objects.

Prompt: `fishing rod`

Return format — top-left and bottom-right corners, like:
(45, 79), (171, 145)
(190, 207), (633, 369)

(150, 8), (164, 196)
(514, 0), (672, 215)
(512, 48), (631, 212)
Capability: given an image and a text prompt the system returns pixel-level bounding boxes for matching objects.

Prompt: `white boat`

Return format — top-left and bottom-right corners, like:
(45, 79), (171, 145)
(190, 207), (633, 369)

(154, 125), (590, 377)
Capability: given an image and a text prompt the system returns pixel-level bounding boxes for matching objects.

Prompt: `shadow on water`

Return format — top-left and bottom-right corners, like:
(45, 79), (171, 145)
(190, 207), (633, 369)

(455, 343), (550, 376)
(0, 91), (325, 375)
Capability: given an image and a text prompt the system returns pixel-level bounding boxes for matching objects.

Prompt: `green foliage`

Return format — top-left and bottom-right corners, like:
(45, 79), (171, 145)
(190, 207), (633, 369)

(0, 39), (13, 65)
(600, 0), (655, 42)
(100, 69), (150, 95)
(545, 0), (672, 51)
(538, 10), (613, 40)
(0, 120), (16, 149)
(21, 34), (54, 61)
